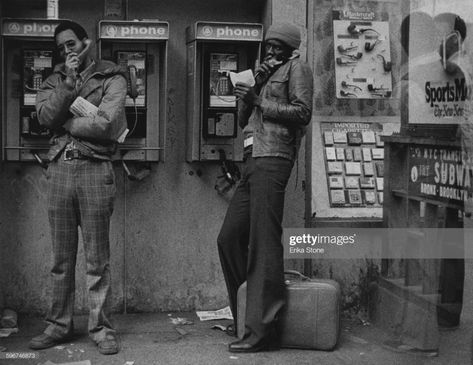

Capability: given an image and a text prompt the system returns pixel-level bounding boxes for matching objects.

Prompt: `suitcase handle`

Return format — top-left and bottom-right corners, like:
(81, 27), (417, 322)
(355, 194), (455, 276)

(284, 270), (311, 281)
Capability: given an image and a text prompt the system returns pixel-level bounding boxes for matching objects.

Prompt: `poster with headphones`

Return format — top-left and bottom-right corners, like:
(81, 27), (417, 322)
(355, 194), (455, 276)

(332, 10), (393, 100)
(406, 1), (473, 124)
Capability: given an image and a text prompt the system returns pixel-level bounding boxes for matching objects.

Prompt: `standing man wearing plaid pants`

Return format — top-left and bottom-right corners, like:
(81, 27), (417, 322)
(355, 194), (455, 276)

(29, 20), (127, 355)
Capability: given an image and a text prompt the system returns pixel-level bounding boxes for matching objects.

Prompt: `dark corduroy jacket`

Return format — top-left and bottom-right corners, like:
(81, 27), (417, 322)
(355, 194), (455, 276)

(240, 56), (314, 161)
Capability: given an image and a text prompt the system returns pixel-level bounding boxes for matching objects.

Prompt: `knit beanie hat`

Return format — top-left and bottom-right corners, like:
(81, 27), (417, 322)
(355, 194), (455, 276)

(265, 22), (301, 49)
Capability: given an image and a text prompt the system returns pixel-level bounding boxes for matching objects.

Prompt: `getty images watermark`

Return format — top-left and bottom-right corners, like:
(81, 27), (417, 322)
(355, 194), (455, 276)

(288, 232), (356, 255)
(283, 228), (473, 259)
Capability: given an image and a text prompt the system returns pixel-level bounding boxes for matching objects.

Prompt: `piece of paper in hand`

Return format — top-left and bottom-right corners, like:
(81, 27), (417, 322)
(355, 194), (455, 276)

(69, 96), (98, 118)
(117, 128), (129, 143)
(229, 69), (255, 87)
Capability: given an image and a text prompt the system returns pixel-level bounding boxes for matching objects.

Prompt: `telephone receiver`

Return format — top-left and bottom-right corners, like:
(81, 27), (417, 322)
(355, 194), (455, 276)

(215, 149), (240, 194)
(69, 38), (92, 74)
(127, 65), (138, 100)
(254, 56), (284, 79)
(77, 39), (92, 64)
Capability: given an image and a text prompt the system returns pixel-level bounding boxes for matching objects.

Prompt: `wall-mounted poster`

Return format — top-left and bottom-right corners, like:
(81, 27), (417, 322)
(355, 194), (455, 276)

(321, 122), (385, 207)
(333, 9), (392, 99)
(405, 0), (473, 124)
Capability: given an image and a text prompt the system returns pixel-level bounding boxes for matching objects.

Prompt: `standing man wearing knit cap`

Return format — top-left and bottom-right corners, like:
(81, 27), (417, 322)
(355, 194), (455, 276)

(217, 22), (313, 353)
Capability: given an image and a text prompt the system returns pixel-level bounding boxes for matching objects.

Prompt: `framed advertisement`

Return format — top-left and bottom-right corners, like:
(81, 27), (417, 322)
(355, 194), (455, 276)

(332, 9), (393, 100)
(402, 0), (473, 136)
(321, 121), (384, 208)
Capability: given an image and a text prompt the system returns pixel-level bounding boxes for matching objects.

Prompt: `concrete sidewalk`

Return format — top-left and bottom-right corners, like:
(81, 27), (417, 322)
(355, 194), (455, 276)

(0, 313), (471, 365)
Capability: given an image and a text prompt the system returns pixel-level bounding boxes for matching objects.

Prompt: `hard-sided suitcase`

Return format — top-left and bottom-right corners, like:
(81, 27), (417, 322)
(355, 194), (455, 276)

(237, 270), (341, 350)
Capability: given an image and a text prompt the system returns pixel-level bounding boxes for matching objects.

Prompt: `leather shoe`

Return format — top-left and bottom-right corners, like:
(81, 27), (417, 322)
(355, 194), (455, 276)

(228, 337), (277, 353)
(97, 333), (119, 355)
(29, 333), (71, 350)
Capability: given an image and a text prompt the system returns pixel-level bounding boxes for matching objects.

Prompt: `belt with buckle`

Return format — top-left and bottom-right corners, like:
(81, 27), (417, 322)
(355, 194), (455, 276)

(63, 142), (88, 160)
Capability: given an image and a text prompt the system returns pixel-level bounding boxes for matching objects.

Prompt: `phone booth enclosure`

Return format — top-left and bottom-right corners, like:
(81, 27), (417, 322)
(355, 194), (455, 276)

(97, 20), (169, 162)
(186, 22), (263, 162)
(1, 18), (65, 162)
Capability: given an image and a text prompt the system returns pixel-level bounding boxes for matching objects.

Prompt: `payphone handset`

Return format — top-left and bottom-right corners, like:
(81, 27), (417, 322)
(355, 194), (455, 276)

(127, 65), (139, 100)
(116, 51), (146, 107)
(68, 39), (92, 76)
(77, 39), (92, 65)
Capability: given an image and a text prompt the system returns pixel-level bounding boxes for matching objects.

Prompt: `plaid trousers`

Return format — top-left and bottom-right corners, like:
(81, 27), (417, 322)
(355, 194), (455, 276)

(44, 157), (116, 342)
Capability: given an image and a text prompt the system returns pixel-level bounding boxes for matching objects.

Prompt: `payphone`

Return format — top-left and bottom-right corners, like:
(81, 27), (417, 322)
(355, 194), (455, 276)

(186, 21), (263, 162)
(98, 20), (169, 161)
(1, 18), (64, 161)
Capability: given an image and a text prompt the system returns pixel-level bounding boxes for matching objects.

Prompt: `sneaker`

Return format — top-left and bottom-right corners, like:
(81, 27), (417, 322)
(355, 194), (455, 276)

(29, 333), (71, 350)
(97, 333), (119, 355)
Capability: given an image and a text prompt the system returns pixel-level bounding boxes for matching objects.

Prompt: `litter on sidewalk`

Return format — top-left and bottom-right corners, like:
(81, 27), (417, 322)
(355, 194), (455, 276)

(0, 327), (18, 337)
(0, 309), (17, 328)
(211, 324), (227, 331)
(196, 306), (233, 321)
(170, 317), (194, 325)
(175, 327), (188, 336)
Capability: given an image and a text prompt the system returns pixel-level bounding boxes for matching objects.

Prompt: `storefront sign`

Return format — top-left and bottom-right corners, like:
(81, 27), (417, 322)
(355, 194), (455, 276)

(98, 20), (169, 40)
(408, 144), (473, 206)
(193, 22), (263, 42)
(1, 18), (62, 37)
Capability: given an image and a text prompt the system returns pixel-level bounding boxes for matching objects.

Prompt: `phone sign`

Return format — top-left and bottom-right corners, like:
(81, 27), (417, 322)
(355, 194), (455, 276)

(195, 22), (263, 42)
(2, 19), (60, 37)
(99, 21), (169, 40)
(202, 26), (213, 37)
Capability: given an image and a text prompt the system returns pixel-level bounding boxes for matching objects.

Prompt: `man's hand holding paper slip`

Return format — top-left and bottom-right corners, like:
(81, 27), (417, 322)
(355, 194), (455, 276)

(69, 96), (128, 143)
(69, 96), (98, 118)
(229, 69), (255, 87)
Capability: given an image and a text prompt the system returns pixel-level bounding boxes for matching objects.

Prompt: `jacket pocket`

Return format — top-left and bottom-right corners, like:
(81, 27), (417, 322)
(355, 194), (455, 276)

(269, 74), (288, 99)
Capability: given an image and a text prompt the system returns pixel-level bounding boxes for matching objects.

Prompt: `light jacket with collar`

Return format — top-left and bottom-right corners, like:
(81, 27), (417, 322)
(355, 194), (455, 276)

(36, 59), (128, 161)
(240, 55), (314, 161)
